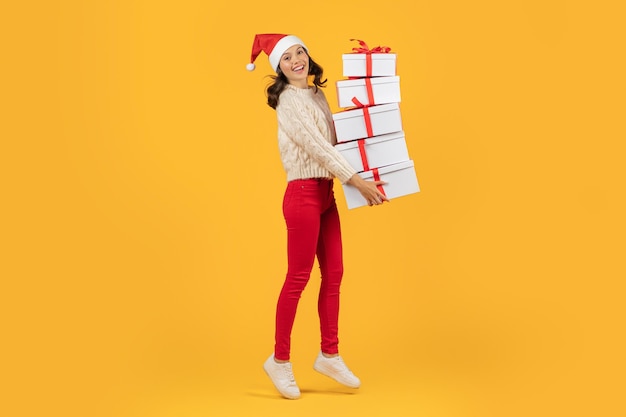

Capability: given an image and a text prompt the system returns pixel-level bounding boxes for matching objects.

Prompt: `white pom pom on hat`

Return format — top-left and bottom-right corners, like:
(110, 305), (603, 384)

(246, 34), (307, 72)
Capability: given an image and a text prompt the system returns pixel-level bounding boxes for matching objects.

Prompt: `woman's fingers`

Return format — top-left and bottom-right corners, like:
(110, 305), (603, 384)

(368, 188), (388, 206)
(354, 177), (389, 206)
(372, 181), (388, 203)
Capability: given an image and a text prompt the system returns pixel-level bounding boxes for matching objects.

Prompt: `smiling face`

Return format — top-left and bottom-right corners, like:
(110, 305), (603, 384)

(278, 44), (309, 88)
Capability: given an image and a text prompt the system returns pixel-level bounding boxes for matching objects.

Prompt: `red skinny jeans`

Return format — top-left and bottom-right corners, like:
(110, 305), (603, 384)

(274, 178), (344, 361)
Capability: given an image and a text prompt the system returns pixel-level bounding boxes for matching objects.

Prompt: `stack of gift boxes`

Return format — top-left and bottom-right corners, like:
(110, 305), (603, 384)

(332, 40), (420, 209)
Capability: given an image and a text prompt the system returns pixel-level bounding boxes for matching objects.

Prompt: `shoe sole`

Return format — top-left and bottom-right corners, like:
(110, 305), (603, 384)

(313, 363), (361, 389)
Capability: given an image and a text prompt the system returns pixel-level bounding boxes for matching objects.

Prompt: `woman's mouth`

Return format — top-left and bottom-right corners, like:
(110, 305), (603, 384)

(292, 65), (305, 73)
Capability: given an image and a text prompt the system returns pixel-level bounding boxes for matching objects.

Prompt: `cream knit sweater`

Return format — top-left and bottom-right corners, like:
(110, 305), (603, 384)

(276, 85), (356, 183)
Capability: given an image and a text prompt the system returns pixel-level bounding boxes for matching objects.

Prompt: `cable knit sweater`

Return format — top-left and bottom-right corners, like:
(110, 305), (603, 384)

(276, 85), (356, 183)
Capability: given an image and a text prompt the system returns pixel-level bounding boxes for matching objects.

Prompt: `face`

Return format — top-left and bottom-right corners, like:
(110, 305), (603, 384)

(278, 44), (309, 87)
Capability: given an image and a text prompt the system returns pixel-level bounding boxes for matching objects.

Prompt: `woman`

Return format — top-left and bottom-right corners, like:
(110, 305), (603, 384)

(247, 33), (388, 399)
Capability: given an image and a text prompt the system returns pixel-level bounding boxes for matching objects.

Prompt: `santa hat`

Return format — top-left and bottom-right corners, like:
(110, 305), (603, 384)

(246, 33), (307, 72)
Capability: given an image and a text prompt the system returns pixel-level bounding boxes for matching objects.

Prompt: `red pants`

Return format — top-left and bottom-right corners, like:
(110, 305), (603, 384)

(274, 179), (344, 361)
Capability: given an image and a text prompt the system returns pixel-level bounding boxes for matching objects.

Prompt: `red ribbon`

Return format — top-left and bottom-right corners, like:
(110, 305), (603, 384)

(364, 78), (374, 106)
(349, 78), (375, 108)
(350, 39), (392, 77)
(372, 168), (386, 196)
(349, 78), (375, 138)
(357, 139), (369, 171)
(362, 106), (373, 137)
(350, 39), (392, 54)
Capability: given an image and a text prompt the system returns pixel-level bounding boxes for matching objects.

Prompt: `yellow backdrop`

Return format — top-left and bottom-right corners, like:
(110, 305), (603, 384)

(2, 1), (625, 417)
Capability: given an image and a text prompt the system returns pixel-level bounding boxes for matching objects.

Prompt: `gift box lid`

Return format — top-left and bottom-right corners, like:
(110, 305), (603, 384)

(332, 103), (400, 121)
(334, 131), (405, 152)
(336, 76), (400, 88)
(360, 160), (415, 179)
(342, 53), (397, 61)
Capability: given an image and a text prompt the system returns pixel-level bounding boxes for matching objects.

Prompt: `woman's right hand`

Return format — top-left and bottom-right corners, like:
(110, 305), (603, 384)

(347, 174), (389, 206)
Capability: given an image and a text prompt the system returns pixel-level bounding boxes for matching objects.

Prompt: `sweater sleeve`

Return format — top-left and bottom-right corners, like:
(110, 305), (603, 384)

(277, 91), (356, 183)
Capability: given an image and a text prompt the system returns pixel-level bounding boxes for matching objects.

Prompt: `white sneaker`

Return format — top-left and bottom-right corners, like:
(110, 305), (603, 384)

(313, 351), (361, 388)
(263, 354), (301, 399)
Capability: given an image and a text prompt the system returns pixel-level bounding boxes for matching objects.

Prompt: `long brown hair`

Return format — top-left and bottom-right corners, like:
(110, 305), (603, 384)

(266, 52), (327, 109)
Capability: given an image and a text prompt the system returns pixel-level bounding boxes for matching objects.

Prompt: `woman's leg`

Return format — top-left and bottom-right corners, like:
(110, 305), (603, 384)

(316, 185), (344, 356)
(274, 180), (322, 361)
(311, 183), (360, 389)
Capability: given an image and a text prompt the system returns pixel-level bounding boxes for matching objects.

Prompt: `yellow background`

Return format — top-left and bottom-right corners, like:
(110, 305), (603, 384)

(1, 1), (625, 416)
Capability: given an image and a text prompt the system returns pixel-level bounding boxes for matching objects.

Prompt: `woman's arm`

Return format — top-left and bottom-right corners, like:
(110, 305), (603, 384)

(278, 98), (355, 182)
(278, 92), (388, 205)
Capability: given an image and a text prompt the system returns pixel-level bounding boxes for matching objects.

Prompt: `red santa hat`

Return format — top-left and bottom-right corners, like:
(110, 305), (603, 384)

(246, 33), (307, 72)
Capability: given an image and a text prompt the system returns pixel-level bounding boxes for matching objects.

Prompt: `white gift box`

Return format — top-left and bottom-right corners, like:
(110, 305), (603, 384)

(336, 76), (401, 108)
(332, 103), (403, 143)
(334, 131), (409, 173)
(342, 53), (397, 77)
(341, 160), (420, 209)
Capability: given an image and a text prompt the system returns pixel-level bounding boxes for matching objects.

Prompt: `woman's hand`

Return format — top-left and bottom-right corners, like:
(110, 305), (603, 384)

(347, 174), (389, 206)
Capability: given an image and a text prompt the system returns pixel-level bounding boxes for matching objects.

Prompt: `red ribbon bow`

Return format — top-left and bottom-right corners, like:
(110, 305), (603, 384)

(350, 39), (392, 54)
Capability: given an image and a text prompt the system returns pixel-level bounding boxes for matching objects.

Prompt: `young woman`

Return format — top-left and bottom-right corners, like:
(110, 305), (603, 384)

(247, 34), (388, 399)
